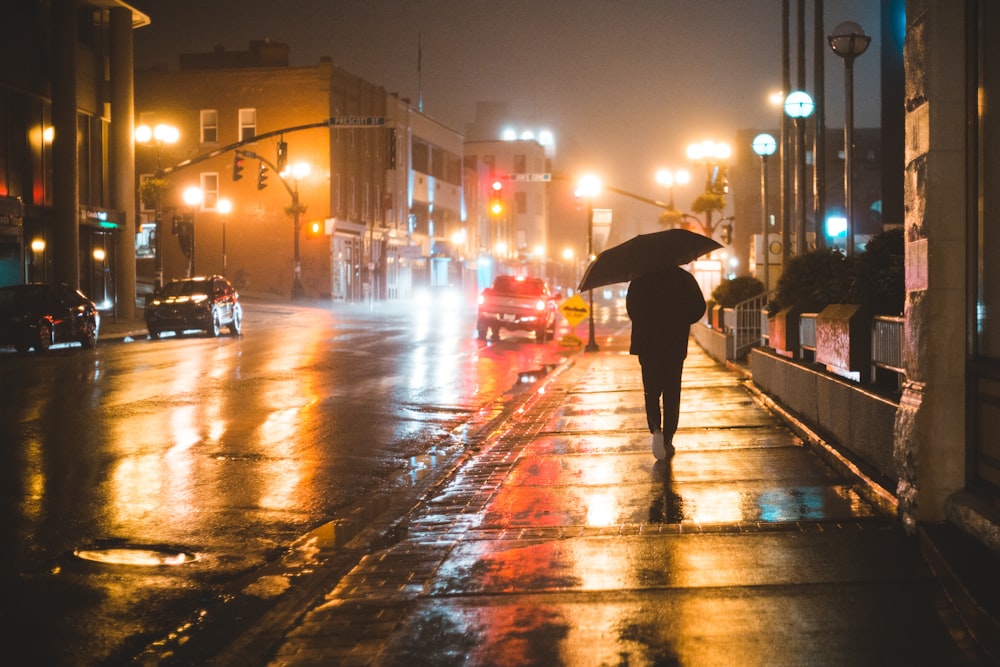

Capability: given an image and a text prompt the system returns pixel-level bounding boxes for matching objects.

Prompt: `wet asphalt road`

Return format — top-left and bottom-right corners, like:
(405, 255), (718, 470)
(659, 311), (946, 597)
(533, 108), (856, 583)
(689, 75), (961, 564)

(0, 293), (584, 666)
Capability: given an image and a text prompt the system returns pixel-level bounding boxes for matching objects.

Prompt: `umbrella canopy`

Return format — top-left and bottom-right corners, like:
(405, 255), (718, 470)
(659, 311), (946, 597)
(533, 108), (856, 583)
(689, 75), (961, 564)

(578, 228), (722, 292)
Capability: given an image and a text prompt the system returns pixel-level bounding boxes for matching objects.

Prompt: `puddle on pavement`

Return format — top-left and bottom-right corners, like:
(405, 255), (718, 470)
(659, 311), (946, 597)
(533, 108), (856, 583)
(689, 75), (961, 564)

(405, 452), (442, 484)
(73, 545), (198, 566)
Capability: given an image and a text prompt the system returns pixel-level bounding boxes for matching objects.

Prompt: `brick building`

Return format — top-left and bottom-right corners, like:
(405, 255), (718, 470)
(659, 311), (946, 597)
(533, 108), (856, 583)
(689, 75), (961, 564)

(134, 41), (466, 301)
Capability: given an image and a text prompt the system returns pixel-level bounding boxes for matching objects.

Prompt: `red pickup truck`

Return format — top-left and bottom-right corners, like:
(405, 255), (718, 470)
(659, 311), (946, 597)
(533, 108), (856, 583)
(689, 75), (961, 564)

(477, 275), (558, 342)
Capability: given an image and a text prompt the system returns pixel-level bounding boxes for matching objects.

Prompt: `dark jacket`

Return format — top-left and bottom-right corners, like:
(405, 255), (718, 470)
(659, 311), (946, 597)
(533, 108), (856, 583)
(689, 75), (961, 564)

(626, 267), (706, 358)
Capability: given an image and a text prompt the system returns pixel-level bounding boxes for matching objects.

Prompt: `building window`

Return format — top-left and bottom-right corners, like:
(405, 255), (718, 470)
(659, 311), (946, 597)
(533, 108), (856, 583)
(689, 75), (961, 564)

(200, 110), (218, 144)
(516, 191), (527, 215)
(239, 108), (256, 142)
(200, 173), (219, 211)
(514, 154), (526, 174)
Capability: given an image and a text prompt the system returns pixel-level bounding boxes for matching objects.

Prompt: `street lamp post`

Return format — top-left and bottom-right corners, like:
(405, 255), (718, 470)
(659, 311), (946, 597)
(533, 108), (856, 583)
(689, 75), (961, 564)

(783, 91), (815, 256)
(577, 174), (602, 353)
(829, 21), (870, 258)
(686, 140), (731, 234)
(287, 162), (310, 300)
(135, 123), (179, 289)
(751, 133), (778, 294)
(182, 186), (203, 278)
(217, 198), (232, 275)
(655, 168), (690, 210)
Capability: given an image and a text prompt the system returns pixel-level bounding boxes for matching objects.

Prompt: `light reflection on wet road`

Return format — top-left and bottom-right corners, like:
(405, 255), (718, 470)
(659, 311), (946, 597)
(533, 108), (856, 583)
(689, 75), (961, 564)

(0, 295), (585, 665)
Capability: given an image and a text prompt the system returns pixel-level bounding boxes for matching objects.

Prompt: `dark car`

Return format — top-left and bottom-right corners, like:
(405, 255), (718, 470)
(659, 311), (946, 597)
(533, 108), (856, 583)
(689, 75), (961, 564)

(0, 283), (100, 353)
(145, 275), (242, 339)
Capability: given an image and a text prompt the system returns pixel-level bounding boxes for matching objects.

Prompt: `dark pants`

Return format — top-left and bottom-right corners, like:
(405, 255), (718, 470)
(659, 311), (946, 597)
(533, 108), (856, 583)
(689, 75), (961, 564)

(639, 352), (685, 436)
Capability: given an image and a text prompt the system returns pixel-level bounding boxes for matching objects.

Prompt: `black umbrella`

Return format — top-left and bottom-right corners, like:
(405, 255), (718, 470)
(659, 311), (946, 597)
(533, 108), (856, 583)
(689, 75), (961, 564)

(578, 228), (722, 292)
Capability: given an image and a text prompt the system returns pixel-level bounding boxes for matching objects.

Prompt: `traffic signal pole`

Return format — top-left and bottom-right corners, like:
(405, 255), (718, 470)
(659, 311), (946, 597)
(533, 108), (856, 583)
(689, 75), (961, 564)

(154, 116), (384, 301)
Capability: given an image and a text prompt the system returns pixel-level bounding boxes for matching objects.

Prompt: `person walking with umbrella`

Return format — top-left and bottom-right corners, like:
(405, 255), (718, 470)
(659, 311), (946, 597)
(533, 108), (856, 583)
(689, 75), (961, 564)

(626, 266), (705, 459)
(578, 229), (718, 460)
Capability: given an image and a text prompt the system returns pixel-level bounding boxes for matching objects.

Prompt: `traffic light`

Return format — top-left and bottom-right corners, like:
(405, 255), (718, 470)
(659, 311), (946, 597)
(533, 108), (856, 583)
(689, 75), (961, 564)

(232, 153), (245, 181)
(276, 141), (288, 172)
(256, 163), (268, 190)
(710, 165), (729, 195)
(489, 179), (504, 216)
(720, 223), (733, 245)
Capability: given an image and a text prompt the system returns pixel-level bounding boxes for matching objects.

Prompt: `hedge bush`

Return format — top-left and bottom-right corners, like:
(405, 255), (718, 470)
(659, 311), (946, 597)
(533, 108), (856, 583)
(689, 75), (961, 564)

(770, 248), (852, 314)
(766, 229), (904, 316)
(712, 275), (765, 308)
(850, 227), (904, 315)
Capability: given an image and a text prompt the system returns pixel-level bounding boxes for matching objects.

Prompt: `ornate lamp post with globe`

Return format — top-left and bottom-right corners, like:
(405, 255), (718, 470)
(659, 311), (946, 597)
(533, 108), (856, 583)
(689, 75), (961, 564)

(751, 133), (778, 293)
(829, 21), (871, 258)
(784, 90), (815, 257)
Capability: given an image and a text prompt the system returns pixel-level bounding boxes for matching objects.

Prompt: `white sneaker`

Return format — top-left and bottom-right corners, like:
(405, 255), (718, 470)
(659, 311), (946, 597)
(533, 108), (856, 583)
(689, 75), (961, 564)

(652, 431), (666, 460)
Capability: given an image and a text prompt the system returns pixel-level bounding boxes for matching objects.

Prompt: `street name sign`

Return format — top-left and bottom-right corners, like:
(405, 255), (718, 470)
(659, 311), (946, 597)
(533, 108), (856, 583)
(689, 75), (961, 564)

(328, 116), (386, 127)
(508, 173), (552, 182)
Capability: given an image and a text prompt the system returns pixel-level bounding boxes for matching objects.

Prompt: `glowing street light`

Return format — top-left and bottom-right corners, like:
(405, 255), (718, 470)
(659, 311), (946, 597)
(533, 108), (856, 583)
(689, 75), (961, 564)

(576, 174), (602, 353)
(655, 168), (690, 209)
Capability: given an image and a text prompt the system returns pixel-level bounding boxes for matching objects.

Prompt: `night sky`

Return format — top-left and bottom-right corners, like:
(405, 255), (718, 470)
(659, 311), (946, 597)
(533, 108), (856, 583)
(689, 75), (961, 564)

(128, 0), (883, 214)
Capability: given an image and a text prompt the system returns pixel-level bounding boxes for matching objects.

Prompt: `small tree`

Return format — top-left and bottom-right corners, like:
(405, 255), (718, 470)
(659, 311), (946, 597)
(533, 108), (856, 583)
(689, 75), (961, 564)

(138, 177), (169, 210)
(690, 193), (726, 233)
(712, 275), (765, 308)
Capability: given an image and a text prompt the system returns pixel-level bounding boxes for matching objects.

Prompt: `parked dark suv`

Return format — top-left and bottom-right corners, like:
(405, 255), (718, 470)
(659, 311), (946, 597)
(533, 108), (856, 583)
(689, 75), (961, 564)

(145, 275), (242, 339)
(0, 283), (100, 353)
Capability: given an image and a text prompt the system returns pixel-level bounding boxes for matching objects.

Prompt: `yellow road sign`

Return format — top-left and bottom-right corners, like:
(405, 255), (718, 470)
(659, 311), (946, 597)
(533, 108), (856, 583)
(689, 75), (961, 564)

(559, 293), (589, 327)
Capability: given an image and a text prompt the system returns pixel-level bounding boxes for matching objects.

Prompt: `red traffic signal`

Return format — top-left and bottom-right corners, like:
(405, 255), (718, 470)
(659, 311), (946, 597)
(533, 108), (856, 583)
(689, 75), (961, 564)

(489, 179), (504, 216)
(232, 154), (245, 181)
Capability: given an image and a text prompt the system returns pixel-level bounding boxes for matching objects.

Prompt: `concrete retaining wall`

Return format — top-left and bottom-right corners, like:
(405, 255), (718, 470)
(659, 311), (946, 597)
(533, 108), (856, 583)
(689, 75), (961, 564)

(748, 347), (898, 487)
(691, 322), (732, 361)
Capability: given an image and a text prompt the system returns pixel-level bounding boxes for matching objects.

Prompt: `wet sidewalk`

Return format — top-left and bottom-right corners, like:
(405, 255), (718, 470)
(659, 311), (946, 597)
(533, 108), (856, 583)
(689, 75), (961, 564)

(263, 334), (993, 665)
(91, 312), (1000, 664)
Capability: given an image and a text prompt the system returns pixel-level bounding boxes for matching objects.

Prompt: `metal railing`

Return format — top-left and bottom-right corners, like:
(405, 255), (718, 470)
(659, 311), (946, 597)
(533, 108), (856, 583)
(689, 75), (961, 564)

(872, 315), (905, 374)
(799, 313), (817, 358)
(733, 292), (770, 358)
